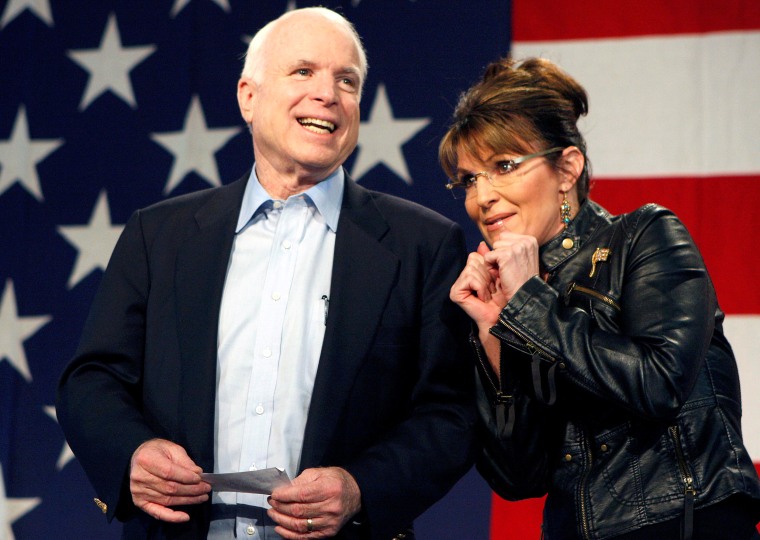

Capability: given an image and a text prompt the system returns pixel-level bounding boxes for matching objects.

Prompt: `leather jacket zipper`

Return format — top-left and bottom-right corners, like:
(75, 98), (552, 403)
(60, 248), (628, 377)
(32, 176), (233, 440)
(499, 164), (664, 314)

(579, 433), (593, 540)
(496, 316), (559, 405)
(566, 282), (621, 311)
(471, 335), (515, 438)
(670, 425), (696, 540)
(496, 315), (556, 362)
(471, 334), (499, 395)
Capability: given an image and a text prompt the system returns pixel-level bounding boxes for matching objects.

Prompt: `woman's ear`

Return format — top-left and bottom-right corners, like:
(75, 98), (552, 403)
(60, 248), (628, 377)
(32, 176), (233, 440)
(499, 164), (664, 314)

(558, 146), (585, 192)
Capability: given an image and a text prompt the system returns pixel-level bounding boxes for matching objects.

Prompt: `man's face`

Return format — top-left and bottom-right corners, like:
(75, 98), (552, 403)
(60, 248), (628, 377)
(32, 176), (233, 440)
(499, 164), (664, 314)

(238, 14), (362, 184)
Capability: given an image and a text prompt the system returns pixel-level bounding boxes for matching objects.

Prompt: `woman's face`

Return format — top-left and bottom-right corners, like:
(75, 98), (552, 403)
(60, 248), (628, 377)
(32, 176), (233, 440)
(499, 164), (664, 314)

(458, 146), (576, 247)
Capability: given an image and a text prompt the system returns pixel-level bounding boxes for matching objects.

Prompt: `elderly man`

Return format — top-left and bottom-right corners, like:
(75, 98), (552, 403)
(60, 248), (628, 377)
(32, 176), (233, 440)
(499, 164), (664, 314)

(57, 7), (475, 539)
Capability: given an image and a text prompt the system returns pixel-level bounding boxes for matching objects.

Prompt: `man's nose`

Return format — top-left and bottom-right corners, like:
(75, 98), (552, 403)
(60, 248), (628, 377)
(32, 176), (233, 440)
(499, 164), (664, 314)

(311, 74), (338, 104)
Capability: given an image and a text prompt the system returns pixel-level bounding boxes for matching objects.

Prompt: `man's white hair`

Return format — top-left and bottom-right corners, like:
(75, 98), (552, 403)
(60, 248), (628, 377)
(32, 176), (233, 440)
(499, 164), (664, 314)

(241, 7), (368, 96)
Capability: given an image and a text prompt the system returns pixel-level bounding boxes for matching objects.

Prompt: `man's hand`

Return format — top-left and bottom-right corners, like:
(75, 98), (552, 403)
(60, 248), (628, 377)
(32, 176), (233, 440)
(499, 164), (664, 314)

(267, 467), (361, 538)
(129, 438), (211, 522)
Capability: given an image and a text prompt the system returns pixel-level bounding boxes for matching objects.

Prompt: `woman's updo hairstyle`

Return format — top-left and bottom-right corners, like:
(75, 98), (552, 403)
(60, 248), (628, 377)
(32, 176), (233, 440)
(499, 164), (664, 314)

(440, 57), (592, 202)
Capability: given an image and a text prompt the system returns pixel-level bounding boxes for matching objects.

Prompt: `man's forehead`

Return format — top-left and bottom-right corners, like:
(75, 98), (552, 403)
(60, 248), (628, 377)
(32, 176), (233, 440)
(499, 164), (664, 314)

(273, 13), (346, 43)
(270, 15), (359, 59)
(267, 44), (361, 78)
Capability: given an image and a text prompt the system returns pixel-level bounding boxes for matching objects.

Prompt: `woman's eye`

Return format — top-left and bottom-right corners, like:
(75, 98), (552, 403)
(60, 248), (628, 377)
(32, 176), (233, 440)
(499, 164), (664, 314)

(459, 174), (476, 187)
(495, 160), (517, 175)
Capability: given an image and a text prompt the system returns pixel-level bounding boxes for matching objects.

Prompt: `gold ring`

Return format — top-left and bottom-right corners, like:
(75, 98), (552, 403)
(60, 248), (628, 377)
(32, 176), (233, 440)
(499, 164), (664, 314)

(306, 518), (314, 532)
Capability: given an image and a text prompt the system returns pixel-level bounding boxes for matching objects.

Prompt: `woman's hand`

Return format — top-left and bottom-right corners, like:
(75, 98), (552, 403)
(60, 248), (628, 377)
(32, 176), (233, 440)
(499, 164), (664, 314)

(485, 231), (540, 301)
(450, 241), (508, 332)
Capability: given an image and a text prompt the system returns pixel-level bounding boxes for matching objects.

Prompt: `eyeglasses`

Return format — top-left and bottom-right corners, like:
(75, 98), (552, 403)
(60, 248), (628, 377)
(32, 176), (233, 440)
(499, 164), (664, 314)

(445, 147), (565, 199)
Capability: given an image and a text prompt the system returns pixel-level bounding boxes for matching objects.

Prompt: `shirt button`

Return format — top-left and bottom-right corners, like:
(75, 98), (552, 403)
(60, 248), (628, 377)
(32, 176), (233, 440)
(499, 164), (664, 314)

(271, 292), (281, 301)
(273, 201), (282, 209)
(262, 348), (272, 358)
(282, 240), (292, 250)
(600, 444), (609, 452)
(564, 453), (573, 462)
(562, 238), (574, 249)
(246, 524), (255, 535)
(255, 404), (264, 415)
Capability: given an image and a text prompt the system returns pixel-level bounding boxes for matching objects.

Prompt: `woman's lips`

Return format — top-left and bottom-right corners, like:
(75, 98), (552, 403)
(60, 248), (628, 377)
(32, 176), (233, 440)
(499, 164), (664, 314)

(484, 214), (512, 232)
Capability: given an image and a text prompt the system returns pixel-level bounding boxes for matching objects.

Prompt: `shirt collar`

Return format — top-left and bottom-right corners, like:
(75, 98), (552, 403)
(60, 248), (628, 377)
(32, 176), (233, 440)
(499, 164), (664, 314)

(236, 166), (345, 233)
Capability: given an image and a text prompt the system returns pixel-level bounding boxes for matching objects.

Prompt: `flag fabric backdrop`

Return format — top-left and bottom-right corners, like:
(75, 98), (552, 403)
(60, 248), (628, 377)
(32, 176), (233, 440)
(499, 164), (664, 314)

(490, 0), (760, 536)
(0, 0), (506, 538)
(2, 0), (759, 539)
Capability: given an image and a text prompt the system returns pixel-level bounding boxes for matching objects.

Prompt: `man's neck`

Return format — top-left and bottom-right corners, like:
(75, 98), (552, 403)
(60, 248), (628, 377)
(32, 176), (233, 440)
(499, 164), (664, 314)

(254, 160), (336, 200)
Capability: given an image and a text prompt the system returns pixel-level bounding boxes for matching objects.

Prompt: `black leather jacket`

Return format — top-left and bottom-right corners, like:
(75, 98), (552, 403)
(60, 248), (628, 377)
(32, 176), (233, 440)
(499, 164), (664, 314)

(474, 200), (760, 539)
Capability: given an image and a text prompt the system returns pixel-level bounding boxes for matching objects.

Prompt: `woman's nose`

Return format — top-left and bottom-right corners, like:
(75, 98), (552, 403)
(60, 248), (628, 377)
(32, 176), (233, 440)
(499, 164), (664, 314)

(473, 173), (498, 206)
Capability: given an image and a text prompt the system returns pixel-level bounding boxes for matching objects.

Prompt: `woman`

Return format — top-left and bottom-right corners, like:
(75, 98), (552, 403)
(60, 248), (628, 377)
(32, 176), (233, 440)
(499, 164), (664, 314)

(440, 57), (760, 539)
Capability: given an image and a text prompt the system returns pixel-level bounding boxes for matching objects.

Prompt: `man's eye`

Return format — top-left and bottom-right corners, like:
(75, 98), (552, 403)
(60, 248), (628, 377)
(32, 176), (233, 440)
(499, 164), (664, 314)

(341, 77), (355, 86)
(296, 68), (310, 76)
(495, 160), (517, 175)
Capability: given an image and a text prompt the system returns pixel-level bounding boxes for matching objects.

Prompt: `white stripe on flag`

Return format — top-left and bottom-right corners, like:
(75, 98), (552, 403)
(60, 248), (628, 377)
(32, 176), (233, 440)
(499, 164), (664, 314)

(723, 315), (760, 460)
(512, 31), (760, 178)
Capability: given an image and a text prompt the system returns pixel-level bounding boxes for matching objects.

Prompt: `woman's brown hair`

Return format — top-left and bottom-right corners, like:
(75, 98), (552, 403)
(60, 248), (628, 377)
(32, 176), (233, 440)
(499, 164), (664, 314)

(439, 57), (592, 201)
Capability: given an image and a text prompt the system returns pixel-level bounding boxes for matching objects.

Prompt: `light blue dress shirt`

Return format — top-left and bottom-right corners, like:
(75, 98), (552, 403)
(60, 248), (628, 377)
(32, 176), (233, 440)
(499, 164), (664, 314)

(208, 167), (343, 539)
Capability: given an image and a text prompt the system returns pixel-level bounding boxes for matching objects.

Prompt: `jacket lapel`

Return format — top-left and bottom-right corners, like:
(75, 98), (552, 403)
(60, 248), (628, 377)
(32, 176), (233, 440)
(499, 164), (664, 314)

(174, 176), (247, 470)
(170, 174), (398, 471)
(300, 177), (400, 469)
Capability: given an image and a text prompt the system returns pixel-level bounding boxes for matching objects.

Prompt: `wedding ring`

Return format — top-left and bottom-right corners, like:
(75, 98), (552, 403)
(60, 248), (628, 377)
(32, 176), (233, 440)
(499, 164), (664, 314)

(306, 518), (314, 532)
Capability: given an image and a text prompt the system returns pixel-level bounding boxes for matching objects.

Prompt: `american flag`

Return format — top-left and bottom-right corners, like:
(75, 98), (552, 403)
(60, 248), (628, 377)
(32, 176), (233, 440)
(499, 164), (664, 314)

(1, 0), (758, 539)
(0, 0), (505, 538)
(490, 0), (760, 536)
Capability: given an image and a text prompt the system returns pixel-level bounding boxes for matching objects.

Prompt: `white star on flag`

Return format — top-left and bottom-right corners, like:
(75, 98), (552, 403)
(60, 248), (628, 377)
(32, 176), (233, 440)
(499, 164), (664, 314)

(151, 95), (241, 194)
(0, 0), (52, 29)
(0, 279), (51, 383)
(43, 406), (75, 470)
(170, 0), (231, 18)
(0, 105), (63, 201)
(58, 190), (124, 289)
(352, 83), (430, 185)
(67, 13), (156, 110)
(1, 465), (41, 540)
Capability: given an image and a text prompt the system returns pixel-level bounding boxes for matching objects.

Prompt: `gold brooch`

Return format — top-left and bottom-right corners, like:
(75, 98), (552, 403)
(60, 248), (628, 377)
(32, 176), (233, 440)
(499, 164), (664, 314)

(589, 248), (610, 277)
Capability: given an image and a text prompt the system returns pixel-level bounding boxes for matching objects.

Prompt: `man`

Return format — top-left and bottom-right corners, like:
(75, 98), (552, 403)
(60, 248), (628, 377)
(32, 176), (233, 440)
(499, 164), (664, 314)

(57, 7), (475, 539)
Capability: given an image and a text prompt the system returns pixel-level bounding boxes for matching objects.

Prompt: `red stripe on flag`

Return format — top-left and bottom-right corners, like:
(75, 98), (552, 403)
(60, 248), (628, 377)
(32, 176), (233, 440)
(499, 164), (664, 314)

(490, 495), (545, 537)
(513, 0), (760, 41)
(590, 176), (760, 313)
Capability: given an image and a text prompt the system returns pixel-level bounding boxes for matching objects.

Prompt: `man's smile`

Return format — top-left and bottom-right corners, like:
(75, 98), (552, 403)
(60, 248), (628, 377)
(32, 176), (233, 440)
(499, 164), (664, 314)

(298, 117), (336, 133)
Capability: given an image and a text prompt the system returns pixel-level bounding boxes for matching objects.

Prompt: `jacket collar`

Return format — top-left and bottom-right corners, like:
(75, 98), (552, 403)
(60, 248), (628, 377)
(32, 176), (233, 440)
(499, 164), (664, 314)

(299, 175), (399, 469)
(539, 199), (611, 271)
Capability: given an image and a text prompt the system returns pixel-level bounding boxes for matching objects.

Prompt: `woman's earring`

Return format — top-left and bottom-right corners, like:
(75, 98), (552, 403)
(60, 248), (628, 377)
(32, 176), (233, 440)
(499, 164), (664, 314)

(560, 192), (571, 230)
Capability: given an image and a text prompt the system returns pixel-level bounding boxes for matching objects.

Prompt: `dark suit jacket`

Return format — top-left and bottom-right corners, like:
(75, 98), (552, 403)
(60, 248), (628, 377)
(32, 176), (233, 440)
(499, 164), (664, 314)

(56, 172), (476, 539)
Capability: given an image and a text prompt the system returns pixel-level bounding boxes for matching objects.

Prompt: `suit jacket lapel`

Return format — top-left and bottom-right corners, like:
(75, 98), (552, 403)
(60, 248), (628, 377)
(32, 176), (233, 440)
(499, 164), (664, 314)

(175, 176), (247, 470)
(300, 177), (400, 469)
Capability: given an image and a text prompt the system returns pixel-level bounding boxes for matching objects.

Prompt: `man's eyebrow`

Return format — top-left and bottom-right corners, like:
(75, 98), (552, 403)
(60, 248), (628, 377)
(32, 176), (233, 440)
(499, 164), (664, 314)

(288, 59), (318, 70)
(288, 60), (360, 76)
(339, 66), (360, 76)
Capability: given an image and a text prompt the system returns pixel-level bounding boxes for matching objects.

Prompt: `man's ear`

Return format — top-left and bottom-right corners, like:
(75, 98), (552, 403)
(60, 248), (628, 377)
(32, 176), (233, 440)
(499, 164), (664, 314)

(558, 146), (584, 192)
(237, 77), (256, 124)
